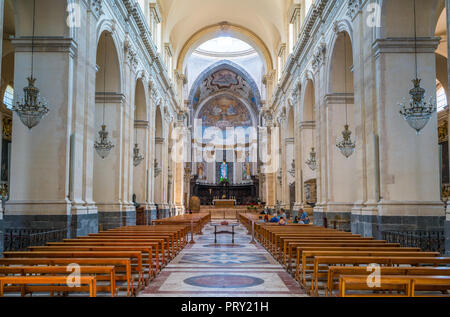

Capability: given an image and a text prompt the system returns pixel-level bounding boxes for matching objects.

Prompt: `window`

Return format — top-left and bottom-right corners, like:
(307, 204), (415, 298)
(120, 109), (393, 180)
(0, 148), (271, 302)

(197, 37), (253, 54)
(436, 83), (447, 112)
(3, 85), (13, 110)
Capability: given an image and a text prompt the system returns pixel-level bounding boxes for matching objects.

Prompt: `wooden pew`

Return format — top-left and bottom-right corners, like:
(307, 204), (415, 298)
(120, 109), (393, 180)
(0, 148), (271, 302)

(0, 265), (116, 297)
(327, 266), (450, 296)
(0, 258), (133, 296)
(27, 245), (154, 283)
(2, 251), (142, 296)
(314, 256), (450, 297)
(0, 276), (97, 297)
(285, 242), (401, 271)
(338, 275), (450, 297)
(301, 250), (440, 293)
(47, 241), (163, 273)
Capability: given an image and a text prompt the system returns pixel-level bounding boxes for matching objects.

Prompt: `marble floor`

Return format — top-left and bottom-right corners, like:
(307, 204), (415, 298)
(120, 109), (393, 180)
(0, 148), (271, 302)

(139, 221), (307, 297)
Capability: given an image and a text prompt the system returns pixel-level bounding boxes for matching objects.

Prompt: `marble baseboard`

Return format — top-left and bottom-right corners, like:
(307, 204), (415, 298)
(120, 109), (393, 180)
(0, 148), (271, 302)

(0, 217), (3, 255)
(157, 209), (170, 219)
(98, 210), (136, 231)
(351, 214), (445, 240)
(445, 219), (450, 256)
(2, 213), (98, 238)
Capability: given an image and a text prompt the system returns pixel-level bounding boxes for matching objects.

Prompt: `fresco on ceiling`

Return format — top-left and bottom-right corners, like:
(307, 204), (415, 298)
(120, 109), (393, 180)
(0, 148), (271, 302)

(192, 68), (255, 108)
(198, 95), (252, 131)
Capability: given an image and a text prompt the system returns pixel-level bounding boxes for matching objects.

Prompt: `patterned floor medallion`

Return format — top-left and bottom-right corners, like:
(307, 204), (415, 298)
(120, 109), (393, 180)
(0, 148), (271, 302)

(183, 274), (265, 288)
(139, 221), (307, 297)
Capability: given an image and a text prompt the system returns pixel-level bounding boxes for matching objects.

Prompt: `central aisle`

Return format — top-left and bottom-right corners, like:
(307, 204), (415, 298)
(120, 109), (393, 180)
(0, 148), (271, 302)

(140, 221), (307, 297)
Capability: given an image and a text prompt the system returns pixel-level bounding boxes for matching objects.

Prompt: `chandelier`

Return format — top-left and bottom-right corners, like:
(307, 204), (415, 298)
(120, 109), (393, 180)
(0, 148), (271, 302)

(12, 0), (49, 129)
(288, 160), (295, 177)
(336, 32), (356, 158)
(336, 125), (356, 158)
(154, 159), (162, 177)
(305, 148), (318, 171)
(94, 34), (114, 159)
(133, 129), (144, 167)
(133, 143), (144, 167)
(94, 125), (114, 159)
(398, 0), (436, 134)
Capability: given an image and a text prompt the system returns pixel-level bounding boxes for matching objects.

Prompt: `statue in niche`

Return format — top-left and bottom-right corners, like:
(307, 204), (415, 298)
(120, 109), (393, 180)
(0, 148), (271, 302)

(242, 162), (251, 180)
(220, 160), (228, 183)
(197, 162), (204, 179)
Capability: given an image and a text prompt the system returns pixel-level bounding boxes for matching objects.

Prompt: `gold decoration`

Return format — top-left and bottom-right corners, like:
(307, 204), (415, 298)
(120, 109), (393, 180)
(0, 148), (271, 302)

(2, 116), (12, 140)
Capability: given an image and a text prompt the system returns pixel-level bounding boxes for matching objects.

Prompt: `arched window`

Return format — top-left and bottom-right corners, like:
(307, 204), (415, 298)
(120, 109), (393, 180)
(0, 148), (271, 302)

(436, 81), (447, 112)
(3, 85), (13, 110)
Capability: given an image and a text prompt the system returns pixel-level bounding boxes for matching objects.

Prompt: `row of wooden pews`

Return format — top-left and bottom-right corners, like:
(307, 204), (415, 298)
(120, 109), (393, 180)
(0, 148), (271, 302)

(0, 222), (190, 297)
(239, 213), (450, 297)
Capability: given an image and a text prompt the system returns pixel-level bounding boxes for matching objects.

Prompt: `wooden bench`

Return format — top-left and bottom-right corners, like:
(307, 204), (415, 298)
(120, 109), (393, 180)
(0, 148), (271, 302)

(301, 251), (440, 294)
(0, 276), (97, 297)
(27, 245), (154, 283)
(327, 266), (450, 296)
(0, 265), (116, 297)
(0, 258), (133, 296)
(314, 256), (450, 296)
(338, 275), (450, 297)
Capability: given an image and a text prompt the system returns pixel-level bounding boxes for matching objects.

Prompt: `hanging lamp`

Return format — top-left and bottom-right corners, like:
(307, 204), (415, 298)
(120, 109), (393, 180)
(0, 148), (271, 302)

(398, 0), (436, 134)
(336, 32), (356, 158)
(94, 34), (114, 159)
(12, 0), (49, 129)
(306, 127), (317, 170)
(133, 128), (144, 167)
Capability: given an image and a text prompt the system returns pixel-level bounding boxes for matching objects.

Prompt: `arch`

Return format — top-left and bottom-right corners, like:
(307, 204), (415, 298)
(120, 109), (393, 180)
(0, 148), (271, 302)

(287, 107), (294, 139)
(134, 78), (148, 121)
(379, 0), (445, 38)
(177, 22), (273, 74)
(188, 60), (262, 108)
(193, 92), (258, 130)
(302, 79), (315, 123)
(327, 31), (354, 95)
(155, 106), (163, 139)
(96, 31), (122, 93)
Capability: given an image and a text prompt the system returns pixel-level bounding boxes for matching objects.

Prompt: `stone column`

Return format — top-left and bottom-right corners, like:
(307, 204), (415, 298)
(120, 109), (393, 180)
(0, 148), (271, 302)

(299, 121), (316, 214)
(324, 93), (355, 232)
(0, 0), (5, 253)
(5, 37), (88, 234)
(445, 0), (450, 256)
(372, 37), (444, 239)
(94, 93), (134, 230)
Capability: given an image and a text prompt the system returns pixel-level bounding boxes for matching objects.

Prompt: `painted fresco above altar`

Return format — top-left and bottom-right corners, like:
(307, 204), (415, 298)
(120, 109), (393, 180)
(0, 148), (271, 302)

(198, 95), (252, 131)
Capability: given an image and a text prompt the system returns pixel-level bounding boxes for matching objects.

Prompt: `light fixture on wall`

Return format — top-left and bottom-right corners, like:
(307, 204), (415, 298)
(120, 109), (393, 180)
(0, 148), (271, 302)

(94, 34), (114, 159)
(336, 32), (356, 158)
(398, 0), (436, 134)
(133, 129), (144, 167)
(12, 0), (49, 130)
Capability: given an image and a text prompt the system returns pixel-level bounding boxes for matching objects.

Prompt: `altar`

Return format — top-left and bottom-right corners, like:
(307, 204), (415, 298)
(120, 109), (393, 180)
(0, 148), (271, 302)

(213, 199), (236, 208)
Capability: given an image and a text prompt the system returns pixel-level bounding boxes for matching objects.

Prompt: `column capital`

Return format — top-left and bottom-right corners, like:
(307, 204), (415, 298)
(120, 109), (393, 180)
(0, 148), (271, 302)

(373, 37), (441, 59)
(11, 37), (78, 58)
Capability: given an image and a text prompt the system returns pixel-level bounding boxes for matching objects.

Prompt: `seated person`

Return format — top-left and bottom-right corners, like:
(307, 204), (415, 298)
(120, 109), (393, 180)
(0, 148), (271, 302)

(269, 214), (279, 223)
(264, 214), (269, 222)
(278, 217), (286, 226)
(293, 216), (299, 224)
(299, 210), (310, 224)
(280, 209), (287, 221)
